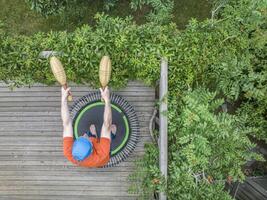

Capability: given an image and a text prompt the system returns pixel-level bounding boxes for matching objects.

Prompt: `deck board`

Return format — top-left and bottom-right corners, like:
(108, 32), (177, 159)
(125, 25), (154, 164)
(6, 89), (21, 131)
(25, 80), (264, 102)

(0, 81), (154, 199)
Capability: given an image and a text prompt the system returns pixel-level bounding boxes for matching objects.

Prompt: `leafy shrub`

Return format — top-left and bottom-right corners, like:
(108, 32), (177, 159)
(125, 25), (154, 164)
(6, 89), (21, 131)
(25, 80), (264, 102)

(130, 88), (263, 200)
(237, 102), (267, 142)
(206, 0), (267, 141)
(25, 0), (69, 16)
(167, 88), (262, 199)
(26, 0), (174, 24)
(131, 0), (174, 24)
(0, 14), (206, 89)
(128, 144), (162, 199)
(103, 0), (119, 11)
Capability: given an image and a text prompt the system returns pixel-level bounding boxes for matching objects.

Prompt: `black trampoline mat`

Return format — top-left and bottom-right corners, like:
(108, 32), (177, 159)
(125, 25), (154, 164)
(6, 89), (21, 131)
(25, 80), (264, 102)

(73, 101), (130, 156)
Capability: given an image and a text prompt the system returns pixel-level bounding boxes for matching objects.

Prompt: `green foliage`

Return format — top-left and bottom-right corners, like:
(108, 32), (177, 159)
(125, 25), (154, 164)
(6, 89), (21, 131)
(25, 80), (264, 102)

(26, 0), (117, 16)
(209, 0), (267, 100)
(103, 0), (119, 11)
(26, 0), (174, 24)
(131, 0), (174, 24)
(25, 0), (69, 16)
(0, 13), (200, 89)
(168, 179), (234, 200)
(206, 0), (267, 141)
(237, 102), (267, 142)
(166, 88), (262, 199)
(131, 88), (263, 199)
(169, 88), (262, 180)
(128, 144), (163, 199)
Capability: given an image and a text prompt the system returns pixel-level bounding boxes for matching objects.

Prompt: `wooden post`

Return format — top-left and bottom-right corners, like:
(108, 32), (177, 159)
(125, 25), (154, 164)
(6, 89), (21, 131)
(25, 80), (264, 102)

(159, 58), (168, 200)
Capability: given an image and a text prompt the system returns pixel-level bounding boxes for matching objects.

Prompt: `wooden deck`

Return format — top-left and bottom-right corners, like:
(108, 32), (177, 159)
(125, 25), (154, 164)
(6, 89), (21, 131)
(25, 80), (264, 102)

(0, 81), (155, 200)
(228, 176), (267, 200)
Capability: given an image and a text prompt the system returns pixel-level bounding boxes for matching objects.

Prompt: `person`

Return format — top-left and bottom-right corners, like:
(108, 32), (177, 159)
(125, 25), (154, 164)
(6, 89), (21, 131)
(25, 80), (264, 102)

(61, 86), (116, 167)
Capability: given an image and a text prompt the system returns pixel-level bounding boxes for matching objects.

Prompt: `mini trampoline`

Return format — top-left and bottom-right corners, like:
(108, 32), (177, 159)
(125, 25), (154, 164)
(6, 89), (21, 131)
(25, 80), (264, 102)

(70, 91), (140, 167)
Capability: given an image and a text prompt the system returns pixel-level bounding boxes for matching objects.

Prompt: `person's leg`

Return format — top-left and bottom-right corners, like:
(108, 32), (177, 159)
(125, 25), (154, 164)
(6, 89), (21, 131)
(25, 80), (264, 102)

(89, 124), (97, 137)
(84, 124), (97, 138)
(89, 124), (97, 138)
(111, 124), (117, 140)
(100, 97), (112, 140)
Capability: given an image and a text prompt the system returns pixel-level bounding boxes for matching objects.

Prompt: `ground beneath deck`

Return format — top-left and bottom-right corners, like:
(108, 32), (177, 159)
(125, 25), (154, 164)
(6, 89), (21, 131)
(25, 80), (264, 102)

(0, 81), (155, 200)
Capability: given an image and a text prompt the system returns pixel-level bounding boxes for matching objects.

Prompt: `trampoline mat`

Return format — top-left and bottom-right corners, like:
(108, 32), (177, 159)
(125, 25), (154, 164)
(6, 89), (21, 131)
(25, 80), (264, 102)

(73, 101), (130, 156)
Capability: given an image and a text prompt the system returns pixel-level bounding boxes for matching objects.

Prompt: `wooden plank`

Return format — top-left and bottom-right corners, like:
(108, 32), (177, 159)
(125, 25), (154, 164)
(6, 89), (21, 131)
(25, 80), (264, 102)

(0, 136), (150, 144)
(0, 91), (155, 97)
(0, 186), (130, 192)
(0, 190), (133, 196)
(0, 168), (137, 174)
(0, 142), (149, 150)
(0, 111), (151, 117)
(0, 170), (131, 177)
(0, 111), (152, 118)
(0, 156), (143, 165)
(0, 149), (147, 160)
(0, 114), (151, 122)
(0, 121), (149, 129)
(0, 165), (136, 172)
(0, 101), (155, 107)
(0, 174), (132, 181)
(0, 96), (155, 102)
(0, 127), (150, 136)
(0, 143), (149, 150)
(0, 112), (60, 116)
(0, 196), (136, 200)
(1, 180), (131, 186)
(0, 106), (154, 112)
(252, 176), (267, 190)
(239, 183), (261, 200)
(0, 80), (150, 87)
(0, 86), (154, 93)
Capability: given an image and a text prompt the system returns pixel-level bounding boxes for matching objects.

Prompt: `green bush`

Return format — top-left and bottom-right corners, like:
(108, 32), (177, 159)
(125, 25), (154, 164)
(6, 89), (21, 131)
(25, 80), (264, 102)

(1, 14), (209, 89)
(25, 0), (174, 24)
(129, 88), (263, 200)
(167, 88), (262, 199)
(206, 0), (267, 142)
(25, 0), (69, 16)
(131, 0), (174, 24)
(128, 143), (162, 199)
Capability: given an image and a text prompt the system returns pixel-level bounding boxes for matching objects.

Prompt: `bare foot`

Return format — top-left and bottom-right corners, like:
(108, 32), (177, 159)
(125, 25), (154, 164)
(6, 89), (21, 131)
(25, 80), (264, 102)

(111, 124), (117, 136)
(90, 124), (97, 137)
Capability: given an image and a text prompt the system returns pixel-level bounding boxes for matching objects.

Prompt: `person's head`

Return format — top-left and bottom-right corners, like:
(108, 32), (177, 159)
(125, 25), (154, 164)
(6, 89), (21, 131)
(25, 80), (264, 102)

(72, 134), (93, 161)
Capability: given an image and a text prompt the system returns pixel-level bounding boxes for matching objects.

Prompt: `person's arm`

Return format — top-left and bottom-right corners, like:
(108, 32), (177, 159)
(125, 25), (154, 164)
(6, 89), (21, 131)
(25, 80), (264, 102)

(61, 87), (76, 163)
(61, 87), (73, 138)
(100, 87), (112, 140)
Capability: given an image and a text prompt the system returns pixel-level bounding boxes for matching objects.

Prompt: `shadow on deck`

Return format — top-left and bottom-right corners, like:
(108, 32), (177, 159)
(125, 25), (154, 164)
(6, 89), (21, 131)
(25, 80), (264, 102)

(0, 81), (155, 200)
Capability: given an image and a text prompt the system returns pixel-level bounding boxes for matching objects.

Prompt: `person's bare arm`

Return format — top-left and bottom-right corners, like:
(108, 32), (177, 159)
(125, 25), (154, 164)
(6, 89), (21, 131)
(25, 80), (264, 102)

(61, 87), (73, 138)
(100, 87), (112, 140)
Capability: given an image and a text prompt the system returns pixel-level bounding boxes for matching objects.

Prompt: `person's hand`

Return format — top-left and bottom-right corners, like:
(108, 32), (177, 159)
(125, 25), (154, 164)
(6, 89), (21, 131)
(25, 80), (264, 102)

(100, 87), (110, 103)
(61, 87), (71, 102)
